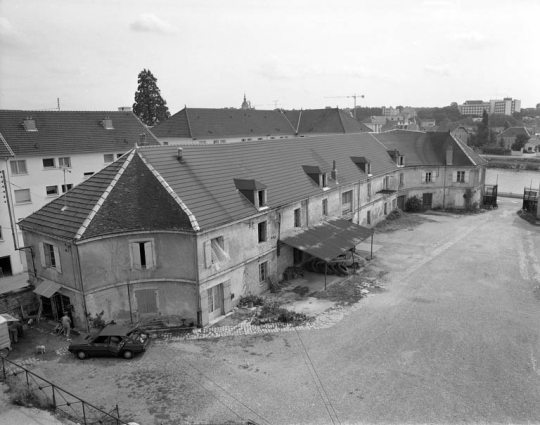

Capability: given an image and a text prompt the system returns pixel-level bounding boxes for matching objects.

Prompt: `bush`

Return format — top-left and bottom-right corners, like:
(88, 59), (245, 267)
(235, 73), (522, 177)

(405, 196), (424, 212)
(386, 208), (403, 220)
(86, 310), (106, 330)
(252, 300), (310, 326)
(482, 146), (511, 156)
(238, 294), (265, 307)
(4, 376), (50, 409)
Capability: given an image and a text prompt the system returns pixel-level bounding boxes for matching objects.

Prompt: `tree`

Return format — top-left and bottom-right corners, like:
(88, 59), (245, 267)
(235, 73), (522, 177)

(511, 133), (530, 151)
(481, 110), (489, 129)
(133, 69), (171, 126)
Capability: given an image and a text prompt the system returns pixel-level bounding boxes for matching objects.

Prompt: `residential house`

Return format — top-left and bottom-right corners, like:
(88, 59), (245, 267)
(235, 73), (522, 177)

(361, 116), (388, 133)
(18, 133), (400, 328)
(496, 127), (532, 149)
(524, 137), (540, 155)
(150, 107), (371, 146)
(0, 110), (160, 281)
(418, 119), (437, 132)
(373, 130), (487, 210)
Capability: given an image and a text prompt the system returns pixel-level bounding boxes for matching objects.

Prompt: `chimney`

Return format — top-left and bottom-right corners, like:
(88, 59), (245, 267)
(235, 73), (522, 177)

(139, 133), (147, 146)
(331, 160), (338, 183)
(177, 147), (183, 161)
(446, 145), (453, 166)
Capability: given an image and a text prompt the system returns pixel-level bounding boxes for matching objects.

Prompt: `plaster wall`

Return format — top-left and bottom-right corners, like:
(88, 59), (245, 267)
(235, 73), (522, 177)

(77, 232), (197, 291)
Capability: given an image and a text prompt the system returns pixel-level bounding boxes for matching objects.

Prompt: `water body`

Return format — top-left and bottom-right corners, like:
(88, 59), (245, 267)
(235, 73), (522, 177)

(486, 168), (540, 195)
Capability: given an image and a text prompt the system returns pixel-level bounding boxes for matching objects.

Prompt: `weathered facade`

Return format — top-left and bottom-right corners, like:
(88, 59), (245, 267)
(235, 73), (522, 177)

(19, 133), (400, 329)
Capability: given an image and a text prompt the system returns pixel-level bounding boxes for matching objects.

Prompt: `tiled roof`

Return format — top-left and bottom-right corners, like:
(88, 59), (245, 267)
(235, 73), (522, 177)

(151, 108), (296, 139)
(373, 130), (486, 167)
(0, 110), (160, 157)
(18, 152), (194, 240)
(20, 133), (399, 238)
(283, 109), (371, 134)
(497, 127), (532, 138)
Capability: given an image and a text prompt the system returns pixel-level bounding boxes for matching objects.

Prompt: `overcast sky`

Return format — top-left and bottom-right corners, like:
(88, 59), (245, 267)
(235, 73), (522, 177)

(1, 0), (538, 114)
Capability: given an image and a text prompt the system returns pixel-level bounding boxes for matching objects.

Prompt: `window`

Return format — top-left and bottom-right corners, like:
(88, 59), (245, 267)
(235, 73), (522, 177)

(457, 171), (465, 183)
(257, 190), (267, 208)
(46, 185), (59, 196)
(399, 173), (404, 188)
(58, 157), (71, 168)
(342, 190), (353, 214)
(367, 210), (371, 225)
(116, 153), (124, 159)
(294, 208), (301, 227)
(10, 160), (27, 175)
(14, 189), (31, 204)
(423, 171), (433, 183)
(384, 202), (388, 215)
(322, 199), (328, 216)
(321, 174), (328, 188)
(43, 158), (55, 168)
(61, 184), (73, 193)
(0, 226), (3, 240)
(104, 154), (115, 163)
(367, 182), (372, 198)
(213, 140), (220, 144)
(259, 261), (268, 284)
(207, 285), (222, 314)
(40, 242), (61, 272)
(130, 240), (155, 270)
(204, 236), (230, 267)
(258, 221), (267, 243)
(398, 156), (405, 166)
(83, 172), (94, 179)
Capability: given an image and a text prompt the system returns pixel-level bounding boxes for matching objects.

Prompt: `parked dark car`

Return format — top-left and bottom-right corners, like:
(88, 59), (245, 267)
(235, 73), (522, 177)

(68, 325), (151, 360)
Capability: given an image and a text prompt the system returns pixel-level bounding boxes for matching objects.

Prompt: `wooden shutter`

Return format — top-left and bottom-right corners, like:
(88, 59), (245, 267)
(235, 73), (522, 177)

(464, 171), (469, 183)
(131, 243), (141, 270)
(432, 170), (437, 183)
(39, 243), (46, 267)
(204, 241), (212, 268)
(223, 280), (232, 313)
(136, 289), (157, 314)
(53, 245), (62, 273)
(144, 242), (154, 269)
(200, 287), (209, 326)
(452, 171), (457, 183)
(421, 172), (426, 183)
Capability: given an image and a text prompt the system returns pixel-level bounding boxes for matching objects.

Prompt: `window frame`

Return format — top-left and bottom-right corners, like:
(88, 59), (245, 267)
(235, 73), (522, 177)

(42, 158), (56, 169)
(14, 189), (31, 204)
(259, 261), (268, 284)
(322, 198), (328, 216)
(294, 208), (301, 227)
(39, 242), (62, 273)
(46, 185), (59, 196)
(61, 184), (73, 193)
(258, 221), (267, 243)
(341, 190), (353, 215)
(10, 160), (27, 175)
(103, 154), (115, 163)
(129, 239), (156, 270)
(456, 171), (466, 183)
(58, 157), (71, 168)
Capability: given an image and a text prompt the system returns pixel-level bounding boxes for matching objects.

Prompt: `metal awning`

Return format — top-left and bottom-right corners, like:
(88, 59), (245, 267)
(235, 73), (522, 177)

(281, 218), (373, 262)
(33, 279), (61, 298)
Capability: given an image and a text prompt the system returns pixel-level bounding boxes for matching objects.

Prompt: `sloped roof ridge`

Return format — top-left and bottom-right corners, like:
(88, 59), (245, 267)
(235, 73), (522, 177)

(0, 110), (136, 113)
(136, 150), (200, 231)
(450, 134), (480, 166)
(0, 132), (15, 156)
(336, 109), (346, 133)
(184, 107), (194, 138)
(74, 150), (136, 240)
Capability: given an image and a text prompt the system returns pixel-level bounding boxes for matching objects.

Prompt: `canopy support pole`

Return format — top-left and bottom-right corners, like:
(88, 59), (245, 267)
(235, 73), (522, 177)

(371, 229), (374, 259)
(325, 262), (328, 291)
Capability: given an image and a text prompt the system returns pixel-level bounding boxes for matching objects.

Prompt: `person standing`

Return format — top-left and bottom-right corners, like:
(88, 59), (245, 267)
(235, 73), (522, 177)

(61, 312), (72, 340)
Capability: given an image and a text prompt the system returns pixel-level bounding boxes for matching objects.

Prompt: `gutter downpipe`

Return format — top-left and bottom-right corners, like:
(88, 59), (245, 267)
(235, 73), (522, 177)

(442, 165), (447, 210)
(74, 244), (91, 333)
(194, 234), (202, 327)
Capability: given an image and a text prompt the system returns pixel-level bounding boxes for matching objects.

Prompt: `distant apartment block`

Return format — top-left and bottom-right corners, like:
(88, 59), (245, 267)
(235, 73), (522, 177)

(458, 98), (521, 116)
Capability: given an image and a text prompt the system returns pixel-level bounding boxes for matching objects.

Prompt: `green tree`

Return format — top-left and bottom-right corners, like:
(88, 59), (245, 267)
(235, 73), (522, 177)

(482, 110), (489, 129)
(133, 69), (171, 126)
(511, 133), (530, 151)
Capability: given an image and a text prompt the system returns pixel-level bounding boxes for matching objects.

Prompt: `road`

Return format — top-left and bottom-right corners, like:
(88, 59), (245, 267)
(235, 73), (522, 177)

(37, 198), (540, 424)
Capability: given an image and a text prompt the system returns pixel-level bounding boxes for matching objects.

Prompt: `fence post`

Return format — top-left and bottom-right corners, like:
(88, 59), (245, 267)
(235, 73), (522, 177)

(116, 404), (120, 425)
(82, 401), (86, 425)
(52, 384), (57, 408)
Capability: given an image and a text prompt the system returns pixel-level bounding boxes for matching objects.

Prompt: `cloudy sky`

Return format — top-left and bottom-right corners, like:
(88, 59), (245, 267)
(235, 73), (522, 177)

(0, 0), (538, 114)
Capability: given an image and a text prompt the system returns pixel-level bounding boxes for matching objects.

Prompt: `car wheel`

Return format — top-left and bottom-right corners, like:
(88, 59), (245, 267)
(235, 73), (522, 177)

(122, 350), (133, 359)
(77, 350), (87, 360)
(0, 348), (9, 358)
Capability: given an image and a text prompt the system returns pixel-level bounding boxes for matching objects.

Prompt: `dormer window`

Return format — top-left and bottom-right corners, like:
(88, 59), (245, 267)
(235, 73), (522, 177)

(302, 165), (330, 189)
(23, 117), (37, 132)
(234, 178), (268, 210)
(101, 117), (114, 130)
(388, 150), (405, 167)
(351, 157), (372, 175)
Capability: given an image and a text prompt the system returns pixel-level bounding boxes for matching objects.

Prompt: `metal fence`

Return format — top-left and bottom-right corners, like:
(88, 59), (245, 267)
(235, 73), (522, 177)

(0, 356), (130, 425)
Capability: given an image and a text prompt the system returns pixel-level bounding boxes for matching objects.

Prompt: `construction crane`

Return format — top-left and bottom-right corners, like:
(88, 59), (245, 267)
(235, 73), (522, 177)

(324, 94), (365, 118)
(252, 100), (281, 109)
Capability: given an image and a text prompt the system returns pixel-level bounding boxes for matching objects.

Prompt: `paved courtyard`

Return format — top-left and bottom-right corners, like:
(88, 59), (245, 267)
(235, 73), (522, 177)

(7, 198), (540, 424)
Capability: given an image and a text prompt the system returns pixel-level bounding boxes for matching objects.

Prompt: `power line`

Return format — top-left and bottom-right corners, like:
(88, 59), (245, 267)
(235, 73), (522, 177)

(295, 329), (341, 425)
(159, 344), (271, 425)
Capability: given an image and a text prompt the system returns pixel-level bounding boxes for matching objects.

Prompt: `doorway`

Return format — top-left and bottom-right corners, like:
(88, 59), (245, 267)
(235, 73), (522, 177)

(0, 256), (13, 277)
(423, 193), (433, 209)
(397, 195), (406, 211)
(41, 293), (72, 324)
(207, 284), (223, 322)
